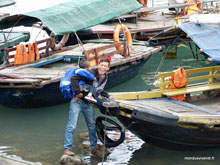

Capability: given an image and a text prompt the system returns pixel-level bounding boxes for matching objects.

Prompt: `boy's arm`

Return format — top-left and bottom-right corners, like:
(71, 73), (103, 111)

(75, 68), (95, 80)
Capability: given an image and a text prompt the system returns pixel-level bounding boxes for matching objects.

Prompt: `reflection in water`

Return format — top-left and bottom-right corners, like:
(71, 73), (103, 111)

(79, 131), (144, 165)
(99, 131), (144, 164)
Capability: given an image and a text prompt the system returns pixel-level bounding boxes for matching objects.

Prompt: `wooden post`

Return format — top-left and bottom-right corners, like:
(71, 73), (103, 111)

(160, 76), (165, 90)
(94, 49), (99, 66)
(209, 68), (214, 84)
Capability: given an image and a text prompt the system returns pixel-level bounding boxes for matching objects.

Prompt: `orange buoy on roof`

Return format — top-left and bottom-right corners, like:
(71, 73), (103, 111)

(28, 43), (35, 63)
(14, 44), (24, 66)
(34, 42), (40, 61)
(167, 67), (187, 101)
(113, 24), (132, 56)
(179, 0), (200, 16)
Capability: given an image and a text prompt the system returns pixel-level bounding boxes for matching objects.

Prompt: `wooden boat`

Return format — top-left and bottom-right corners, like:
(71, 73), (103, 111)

(0, 38), (161, 108)
(86, 1), (204, 46)
(0, 0), (162, 108)
(109, 65), (220, 150)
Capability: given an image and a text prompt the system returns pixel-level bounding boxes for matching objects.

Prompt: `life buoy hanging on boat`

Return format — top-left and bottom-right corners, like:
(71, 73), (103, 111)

(96, 116), (125, 148)
(50, 33), (69, 51)
(113, 24), (132, 56)
(167, 67), (187, 101)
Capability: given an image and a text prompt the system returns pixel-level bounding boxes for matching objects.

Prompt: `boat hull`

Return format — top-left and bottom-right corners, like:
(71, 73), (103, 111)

(118, 111), (220, 151)
(0, 57), (150, 108)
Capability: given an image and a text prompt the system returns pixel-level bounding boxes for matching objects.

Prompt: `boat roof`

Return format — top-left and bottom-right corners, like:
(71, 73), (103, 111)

(0, 31), (30, 50)
(0, 0), (141, 35)
(179, 23), (220, 64)
(0, 0), (15, 8)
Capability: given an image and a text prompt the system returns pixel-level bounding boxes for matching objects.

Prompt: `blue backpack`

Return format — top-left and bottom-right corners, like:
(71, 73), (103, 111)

(59, 68), (94, 98)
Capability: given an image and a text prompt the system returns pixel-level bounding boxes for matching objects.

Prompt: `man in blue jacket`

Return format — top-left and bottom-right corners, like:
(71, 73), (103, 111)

(64, 57), (111, 156)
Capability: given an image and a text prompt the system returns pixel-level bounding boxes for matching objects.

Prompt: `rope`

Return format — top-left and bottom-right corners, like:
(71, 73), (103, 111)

(74, 32), (85, 66)
(93, 25), (101, 40)
(148, 36), (180, 91)
(1, 16), (25, 65)
(32, 24), (44, 43)
(101, 108), (108, 165)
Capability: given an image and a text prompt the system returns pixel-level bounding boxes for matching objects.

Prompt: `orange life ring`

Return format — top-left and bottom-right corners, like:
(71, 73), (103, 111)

(167, 67), (187, 101)
(28, 43), (35, 63)
(113, 24), (132, 56)
(50, 33), (69, 51)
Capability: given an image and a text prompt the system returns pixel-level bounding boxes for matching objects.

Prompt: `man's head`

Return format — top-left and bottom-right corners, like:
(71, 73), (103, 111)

(79, 59), (90, 70)
(98, 57), (110, 77)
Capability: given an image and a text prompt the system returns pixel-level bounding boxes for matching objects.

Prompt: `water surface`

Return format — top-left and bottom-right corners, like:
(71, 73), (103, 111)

(1, 44), (219, 165)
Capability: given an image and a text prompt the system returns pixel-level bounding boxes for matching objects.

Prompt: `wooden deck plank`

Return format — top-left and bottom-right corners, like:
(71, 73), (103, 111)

(163, 83), (220, 96)
(0, 79), (41, 83)
(120, 98), (220, 117)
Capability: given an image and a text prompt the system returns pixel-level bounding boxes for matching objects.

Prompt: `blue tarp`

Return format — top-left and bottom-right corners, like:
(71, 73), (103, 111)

(179, 23), (220, 64)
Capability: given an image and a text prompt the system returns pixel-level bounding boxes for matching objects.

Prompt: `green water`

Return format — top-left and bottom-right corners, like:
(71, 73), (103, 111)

(0, 44), (219, 165)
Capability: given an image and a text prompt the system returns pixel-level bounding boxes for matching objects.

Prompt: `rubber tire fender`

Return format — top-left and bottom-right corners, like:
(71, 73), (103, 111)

(96, 116), (125, 148)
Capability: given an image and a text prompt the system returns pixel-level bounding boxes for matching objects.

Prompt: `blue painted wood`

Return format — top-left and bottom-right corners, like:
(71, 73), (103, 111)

(29, 57), (64, 68)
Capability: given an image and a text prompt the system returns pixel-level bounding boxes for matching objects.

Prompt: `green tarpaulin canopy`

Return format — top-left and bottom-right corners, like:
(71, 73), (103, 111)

(0, 0), (141, 35)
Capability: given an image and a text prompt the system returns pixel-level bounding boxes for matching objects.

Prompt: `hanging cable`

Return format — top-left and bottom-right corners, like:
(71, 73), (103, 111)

(74, 32), (86, 65)
(148, 36), (180, 91)
(101, 108), (108, 165)
(93, 26), (101, 40)
(32, 23), (44, 43)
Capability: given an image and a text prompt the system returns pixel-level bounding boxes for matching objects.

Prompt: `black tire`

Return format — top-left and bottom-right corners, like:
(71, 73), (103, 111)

(96, 116), (125, 148)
